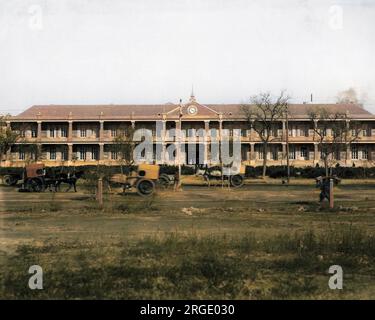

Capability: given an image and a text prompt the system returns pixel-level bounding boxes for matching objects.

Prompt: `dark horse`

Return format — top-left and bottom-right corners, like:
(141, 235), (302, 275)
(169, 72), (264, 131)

(55, 171), (84, 192)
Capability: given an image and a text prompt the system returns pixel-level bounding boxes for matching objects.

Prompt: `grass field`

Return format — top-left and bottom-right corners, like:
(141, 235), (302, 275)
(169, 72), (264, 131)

(1, 178), (375, 299)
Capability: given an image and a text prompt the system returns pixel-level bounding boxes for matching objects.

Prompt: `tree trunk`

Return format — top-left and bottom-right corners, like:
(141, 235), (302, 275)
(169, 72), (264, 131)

(262, 142), (268, 178)
(324, 157), (329, 177)
(120, 159), (124, 175)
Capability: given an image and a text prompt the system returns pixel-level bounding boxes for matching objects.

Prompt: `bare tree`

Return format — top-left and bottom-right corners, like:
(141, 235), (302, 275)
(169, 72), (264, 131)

(242, 92), (289, 178)
(336, 87), (359, 105)
(112, 125), (135, 174)
(308, 107), (360, 176)
(24, 143), (43, 164)
(0, 115), (20, 165)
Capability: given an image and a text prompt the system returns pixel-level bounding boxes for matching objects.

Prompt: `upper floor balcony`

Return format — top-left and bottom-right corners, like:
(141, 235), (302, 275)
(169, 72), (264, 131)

(8, 120), (375, 144)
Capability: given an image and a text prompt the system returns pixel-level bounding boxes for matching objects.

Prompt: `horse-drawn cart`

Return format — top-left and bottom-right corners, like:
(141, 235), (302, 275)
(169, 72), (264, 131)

(196, 164), (245, 188)
(110, 164), (168, 196)
(16, 164), (83, 192)
(19, 164), (48, 192)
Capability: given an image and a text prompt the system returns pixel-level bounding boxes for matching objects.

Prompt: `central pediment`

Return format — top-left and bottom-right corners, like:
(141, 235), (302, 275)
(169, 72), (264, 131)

(166, 97), (221, 120)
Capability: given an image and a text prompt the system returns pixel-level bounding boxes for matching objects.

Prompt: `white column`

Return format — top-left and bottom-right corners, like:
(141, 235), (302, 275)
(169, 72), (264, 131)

(99, 121), (104, 140)
(314, 143), (319, 162)
(282, 120), (286, 140)
(346, 144), (351, 164)
(37, 121), (42, 140)
(68, 143), (73, 161)
(204, 120), (210, 164)
(162, 120), (166, 141)
(250, 143), (255, 161)
(68, 121), (73, 141)
(282, 143), (287, 162)
(99, 143), (104, 161)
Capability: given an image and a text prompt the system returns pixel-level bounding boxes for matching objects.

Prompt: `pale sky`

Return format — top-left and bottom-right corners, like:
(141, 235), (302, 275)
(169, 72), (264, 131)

(0, 0), (374, 115)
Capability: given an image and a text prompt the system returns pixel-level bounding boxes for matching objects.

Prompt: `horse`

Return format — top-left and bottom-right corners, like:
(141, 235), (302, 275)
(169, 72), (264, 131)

(195, 165), (222, 187)
(55, 171), (85, 192)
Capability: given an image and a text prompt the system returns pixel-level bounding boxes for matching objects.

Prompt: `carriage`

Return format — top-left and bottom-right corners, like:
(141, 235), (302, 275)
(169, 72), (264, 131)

(196, 164), (245, 188)
(2, 171), (23, 186)
(17, 164), (51, 192)
(110, 164), (168, 196)
(17, 164), (83, 192)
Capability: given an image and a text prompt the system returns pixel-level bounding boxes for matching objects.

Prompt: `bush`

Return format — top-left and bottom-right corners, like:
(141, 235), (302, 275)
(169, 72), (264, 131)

(1, 164), (375, 180)
(159, 165), (196, 175)
(244, 165), (375, 179)
(245, 166), (375, 179)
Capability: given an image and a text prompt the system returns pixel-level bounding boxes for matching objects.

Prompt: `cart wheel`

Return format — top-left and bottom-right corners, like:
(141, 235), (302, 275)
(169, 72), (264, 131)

(136, 179), (155, 196)
(26, 178), (44, 192)
(230, 175), (244, 188)
(3, 175), (17, 186)
(157, 174), (170, 189)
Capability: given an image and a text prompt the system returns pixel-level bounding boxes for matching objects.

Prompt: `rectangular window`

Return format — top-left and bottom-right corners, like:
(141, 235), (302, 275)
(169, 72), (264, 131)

(336, 150), (340, 160)
(92, 147), (98, 160)
(289, 146), (296, 160)
(111, 150), (118, 160)
(320, 149), (327, 160)
(111, 128), (117, 137)
(351, 146), (358, 160)
(50, 128), (55, 138)
(300, 147), (308, 158)
(31, 129), (37, 138)
(255, 145), (263, 160)
(20, 130), (26, 138)
(49, 146), (56, 160)
(362, 149), (368, 160)
(255, 146), (264, 160)
(362, 128), (371, 137)
(61, 149), (67, 161)
(80, 129), (87, 138)
(61, 127), (68, 138)
(19, 150), (25, 160)
(79, 147), (86, 160)
(271, 147), (278, 160)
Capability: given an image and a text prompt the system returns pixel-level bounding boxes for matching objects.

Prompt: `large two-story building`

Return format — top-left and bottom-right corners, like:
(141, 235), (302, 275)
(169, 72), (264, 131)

(4, 94), (375, 167)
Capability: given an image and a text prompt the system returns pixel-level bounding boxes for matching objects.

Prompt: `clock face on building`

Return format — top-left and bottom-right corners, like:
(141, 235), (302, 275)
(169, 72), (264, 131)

(187, 105), (198, 115)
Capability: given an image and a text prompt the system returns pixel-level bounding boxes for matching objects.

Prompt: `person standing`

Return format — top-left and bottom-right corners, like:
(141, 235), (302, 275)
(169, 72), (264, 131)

(174, 169), (181, 191)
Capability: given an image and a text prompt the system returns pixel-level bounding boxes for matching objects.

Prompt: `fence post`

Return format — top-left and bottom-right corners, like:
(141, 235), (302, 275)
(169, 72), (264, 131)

(329, 178), (334, 209)
(97, 178), (103, 207)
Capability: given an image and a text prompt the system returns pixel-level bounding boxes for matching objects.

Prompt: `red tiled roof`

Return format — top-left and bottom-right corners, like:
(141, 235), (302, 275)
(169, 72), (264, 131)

(12, 103), (374, 121)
